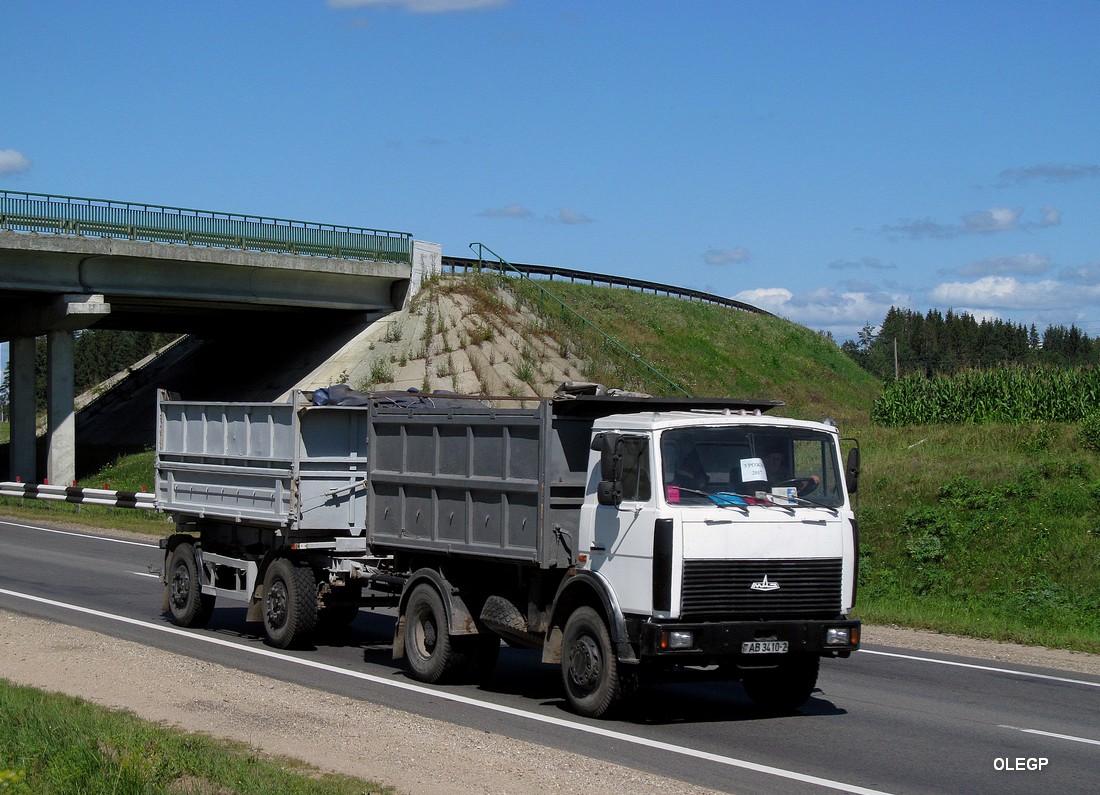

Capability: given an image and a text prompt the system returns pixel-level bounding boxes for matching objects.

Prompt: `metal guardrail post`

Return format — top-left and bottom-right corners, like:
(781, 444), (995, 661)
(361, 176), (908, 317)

(468, 242), (691, 397)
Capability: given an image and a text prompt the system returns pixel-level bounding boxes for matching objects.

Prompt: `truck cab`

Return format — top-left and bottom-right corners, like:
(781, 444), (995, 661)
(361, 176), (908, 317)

(554, 409), (860, 715)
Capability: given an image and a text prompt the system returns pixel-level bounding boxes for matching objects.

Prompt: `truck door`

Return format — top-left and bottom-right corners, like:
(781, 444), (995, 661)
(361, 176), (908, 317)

(589, 435), (660, 616)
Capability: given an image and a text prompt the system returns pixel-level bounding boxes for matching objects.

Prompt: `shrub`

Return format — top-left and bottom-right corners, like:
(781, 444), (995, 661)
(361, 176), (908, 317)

(1079, 409), (1100, 452)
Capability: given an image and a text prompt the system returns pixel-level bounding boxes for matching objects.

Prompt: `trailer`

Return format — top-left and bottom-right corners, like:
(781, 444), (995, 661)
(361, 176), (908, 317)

(157, 385), (861, 717)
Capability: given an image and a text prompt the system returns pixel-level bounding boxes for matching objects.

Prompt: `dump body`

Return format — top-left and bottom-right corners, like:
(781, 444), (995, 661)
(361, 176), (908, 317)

(157, 391), (584, 565)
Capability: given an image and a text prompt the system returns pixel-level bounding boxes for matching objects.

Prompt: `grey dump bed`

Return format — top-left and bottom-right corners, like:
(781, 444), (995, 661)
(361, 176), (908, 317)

(156, 391), (596, 567)
(156, 390), (781, 568)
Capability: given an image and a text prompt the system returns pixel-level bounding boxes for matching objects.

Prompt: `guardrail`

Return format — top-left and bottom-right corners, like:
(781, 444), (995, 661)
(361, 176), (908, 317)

(0, 189), (413, 264)
(441, 255), (770, 315)
(0, 481), (156, 509)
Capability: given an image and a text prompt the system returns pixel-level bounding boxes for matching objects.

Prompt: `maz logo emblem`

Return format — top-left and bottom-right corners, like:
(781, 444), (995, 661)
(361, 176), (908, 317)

(750, 574), (780, 592)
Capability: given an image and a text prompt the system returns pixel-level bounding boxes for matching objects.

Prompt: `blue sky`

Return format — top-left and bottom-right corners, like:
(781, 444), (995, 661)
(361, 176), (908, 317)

(3, 0), (1099, 342)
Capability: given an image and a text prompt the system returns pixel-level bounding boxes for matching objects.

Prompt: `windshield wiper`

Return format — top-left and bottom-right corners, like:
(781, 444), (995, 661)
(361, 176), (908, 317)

(770, 492), (839, 515)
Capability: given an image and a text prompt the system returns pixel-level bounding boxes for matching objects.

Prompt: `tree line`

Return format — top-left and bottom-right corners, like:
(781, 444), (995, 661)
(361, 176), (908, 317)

(1, 330), (180, 413)
(842, 307), (1099, 381)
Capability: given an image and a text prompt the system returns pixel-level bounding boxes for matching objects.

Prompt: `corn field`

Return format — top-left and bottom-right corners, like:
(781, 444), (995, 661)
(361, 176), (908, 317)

(872, 365), (1100, 426)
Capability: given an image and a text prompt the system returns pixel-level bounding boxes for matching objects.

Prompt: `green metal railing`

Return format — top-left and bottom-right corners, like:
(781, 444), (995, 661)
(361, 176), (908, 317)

(0, 190), (413, 263)
(469, 242), (691, 397)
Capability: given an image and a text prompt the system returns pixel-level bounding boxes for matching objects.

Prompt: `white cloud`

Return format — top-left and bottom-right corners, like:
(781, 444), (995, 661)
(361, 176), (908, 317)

(703, 247), (749, 265)
(0, 149), (31, 176)
(928, 276), (1080, 310)
(734, 287), (792, 310)
(961, 207), (1022, 234)
(328, 0), (509, 12)
(996, 163), (1100, 186)
(953, 253), (1051, 278)
(1059, 261), (1100, 285)
(732, 284), (908, 340)
(828, 256), (893, 271)
(553, 207), (594, 225)
(883, 205), (1058, 239)
(478, 203), (532, 218)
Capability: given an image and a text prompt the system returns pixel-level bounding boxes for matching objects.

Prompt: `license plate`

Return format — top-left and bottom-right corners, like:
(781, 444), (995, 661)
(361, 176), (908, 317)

(741, 640), (788, 654)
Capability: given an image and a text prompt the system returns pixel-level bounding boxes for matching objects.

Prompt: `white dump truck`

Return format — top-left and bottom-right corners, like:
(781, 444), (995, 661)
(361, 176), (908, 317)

(157, 385), (861, 717)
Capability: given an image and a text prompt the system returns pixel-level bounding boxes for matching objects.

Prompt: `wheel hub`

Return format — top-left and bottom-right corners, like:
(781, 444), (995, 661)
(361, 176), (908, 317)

(567, 635), (602, 689)
(170, 564), (190, 608)
(266, 581), (288, 629)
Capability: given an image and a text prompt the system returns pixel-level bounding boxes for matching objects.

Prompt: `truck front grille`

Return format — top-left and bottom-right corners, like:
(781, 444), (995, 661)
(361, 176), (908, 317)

(681, 558), (842, 618)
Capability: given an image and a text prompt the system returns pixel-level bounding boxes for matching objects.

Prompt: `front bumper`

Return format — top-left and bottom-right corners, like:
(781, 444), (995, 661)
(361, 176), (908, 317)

(635, 617), (861, 661)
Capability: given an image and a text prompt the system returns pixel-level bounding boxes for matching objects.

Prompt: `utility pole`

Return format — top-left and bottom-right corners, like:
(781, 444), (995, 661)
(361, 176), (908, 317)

(894, 337), (899, 380)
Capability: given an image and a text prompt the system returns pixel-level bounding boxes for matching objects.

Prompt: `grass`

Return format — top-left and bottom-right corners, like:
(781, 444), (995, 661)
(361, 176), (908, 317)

(507, 277), (879, 426)
(0, 678), (391, 794)
(0, 449), (168, 535)
(849, 421), (1100, 653)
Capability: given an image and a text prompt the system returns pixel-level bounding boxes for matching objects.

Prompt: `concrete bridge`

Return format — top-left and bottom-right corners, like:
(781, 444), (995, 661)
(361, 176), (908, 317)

(0, 190), (441, 485)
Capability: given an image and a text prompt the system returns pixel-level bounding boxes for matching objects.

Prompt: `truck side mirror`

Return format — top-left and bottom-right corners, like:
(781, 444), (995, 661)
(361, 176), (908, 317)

(846, 446), (861, 494)
(592, 432), (624, 506)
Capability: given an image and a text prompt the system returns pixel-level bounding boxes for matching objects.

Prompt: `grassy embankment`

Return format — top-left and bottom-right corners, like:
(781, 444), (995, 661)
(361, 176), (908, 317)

(0, 679), (390, 794)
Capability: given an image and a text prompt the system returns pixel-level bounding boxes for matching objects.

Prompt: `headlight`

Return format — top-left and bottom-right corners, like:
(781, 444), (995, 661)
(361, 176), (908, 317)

(660, 630), (694, 650)
(825, 627), (854, 646)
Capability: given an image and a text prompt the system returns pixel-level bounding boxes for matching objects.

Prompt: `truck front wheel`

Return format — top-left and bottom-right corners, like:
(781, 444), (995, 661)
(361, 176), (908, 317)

(166, 542), (215, 628)
(262, 559), (318, 649)
(561, 606), (622, 718)
(404, 583), (460, 683)
(740, 653), (820, 712)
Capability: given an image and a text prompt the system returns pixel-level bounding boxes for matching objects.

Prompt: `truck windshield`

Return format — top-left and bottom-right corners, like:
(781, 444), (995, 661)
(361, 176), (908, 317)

(660, 426), (844, 508)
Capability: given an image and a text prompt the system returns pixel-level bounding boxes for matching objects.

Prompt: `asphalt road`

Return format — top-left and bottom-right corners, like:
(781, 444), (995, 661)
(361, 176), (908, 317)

(1, 515), (1097, 794)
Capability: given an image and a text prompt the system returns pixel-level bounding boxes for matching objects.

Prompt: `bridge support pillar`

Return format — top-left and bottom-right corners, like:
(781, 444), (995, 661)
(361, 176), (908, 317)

(8, 336), (37, 482)
(46, 329), (76, 487)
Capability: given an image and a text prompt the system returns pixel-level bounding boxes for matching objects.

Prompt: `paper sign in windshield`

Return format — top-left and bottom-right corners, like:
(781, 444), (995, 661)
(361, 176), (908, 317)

(740, 457), (767, 482)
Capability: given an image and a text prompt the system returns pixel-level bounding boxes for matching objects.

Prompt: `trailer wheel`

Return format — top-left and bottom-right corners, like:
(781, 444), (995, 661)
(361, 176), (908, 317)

(166, 542), (215, 627)
(741, 653), (820, 712)
(404, 583), (459, 683)
(262, 559), (318, 649)
(561, 606), (622, 718)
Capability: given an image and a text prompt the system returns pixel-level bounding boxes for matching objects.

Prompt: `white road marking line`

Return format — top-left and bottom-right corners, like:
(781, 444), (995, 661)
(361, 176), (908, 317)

(999, 726), (1100, 746)
(860, 649), (1100, 688)
(0, 587), (890, 795)
(0, 519), (159, 548)
(129, 572), (161, 579)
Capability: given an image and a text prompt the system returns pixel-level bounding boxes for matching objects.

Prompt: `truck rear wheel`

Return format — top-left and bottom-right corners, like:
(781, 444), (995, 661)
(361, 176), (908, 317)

(741, 653), (820, 712)
(404, 583), (462, 683)
(166, 542), (215, 627)
(561, 606), (622, 718)
(262, 559), (318, 649)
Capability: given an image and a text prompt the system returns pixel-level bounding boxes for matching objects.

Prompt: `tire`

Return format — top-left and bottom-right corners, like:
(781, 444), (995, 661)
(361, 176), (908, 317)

(741, 653), (820, 712)
(261, 558), (318, 649)
(561, 606), (622, 718)
(403, 583), (461, 683)
(166, 542), (215, 627)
